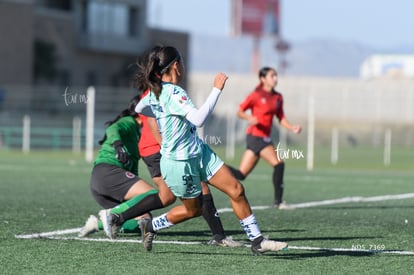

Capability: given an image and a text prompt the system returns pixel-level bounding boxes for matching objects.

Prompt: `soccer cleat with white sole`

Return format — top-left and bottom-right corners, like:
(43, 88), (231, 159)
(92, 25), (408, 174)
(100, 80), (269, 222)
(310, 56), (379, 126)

(139, 218), (156, 251)
(273, 201), (296, 210)
(208, 236), (244, 247)
(98, 209), (120, 239)
(78, 215), (99, 237)
(251, 238), (288, 255)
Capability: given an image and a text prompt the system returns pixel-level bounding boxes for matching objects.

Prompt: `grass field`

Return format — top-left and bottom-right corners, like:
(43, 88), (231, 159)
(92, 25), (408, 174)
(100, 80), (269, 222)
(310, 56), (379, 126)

(1, 146), (413, 274)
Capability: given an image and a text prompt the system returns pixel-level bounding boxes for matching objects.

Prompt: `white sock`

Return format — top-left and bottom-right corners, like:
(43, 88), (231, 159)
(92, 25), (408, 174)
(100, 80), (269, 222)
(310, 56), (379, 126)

(152, 213), (174, 231)
(240, 214), (262, 241)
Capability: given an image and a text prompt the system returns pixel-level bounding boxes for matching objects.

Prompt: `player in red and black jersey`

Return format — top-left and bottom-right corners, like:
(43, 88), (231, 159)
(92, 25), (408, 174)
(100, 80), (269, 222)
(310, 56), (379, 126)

(228, 67), (301, 209)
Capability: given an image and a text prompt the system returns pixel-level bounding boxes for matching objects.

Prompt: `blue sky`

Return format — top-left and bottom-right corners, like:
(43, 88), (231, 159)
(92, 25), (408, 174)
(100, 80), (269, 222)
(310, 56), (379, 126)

(147, 0), (414, 49)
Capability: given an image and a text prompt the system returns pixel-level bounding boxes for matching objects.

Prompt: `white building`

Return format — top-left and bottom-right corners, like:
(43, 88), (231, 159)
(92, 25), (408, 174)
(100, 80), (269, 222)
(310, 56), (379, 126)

(360, 55), (414, 79)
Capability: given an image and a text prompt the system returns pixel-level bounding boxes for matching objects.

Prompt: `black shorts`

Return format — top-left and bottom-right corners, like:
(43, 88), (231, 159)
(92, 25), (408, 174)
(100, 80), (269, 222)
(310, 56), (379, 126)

(89, 163), (141, 208)
(246, 134), (273, 156)
(142, 152), (162, 178)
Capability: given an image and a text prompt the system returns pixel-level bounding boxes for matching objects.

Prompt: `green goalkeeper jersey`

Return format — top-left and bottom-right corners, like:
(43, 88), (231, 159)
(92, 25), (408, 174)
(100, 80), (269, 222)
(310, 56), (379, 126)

(94, 116), (141, 175)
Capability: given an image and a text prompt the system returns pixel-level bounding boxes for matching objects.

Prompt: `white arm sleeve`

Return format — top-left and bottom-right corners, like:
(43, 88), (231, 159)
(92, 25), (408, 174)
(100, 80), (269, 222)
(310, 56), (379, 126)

(134, 99), (145, 113)
(135, 100), (155, 117)
(186, 87), (221, 127)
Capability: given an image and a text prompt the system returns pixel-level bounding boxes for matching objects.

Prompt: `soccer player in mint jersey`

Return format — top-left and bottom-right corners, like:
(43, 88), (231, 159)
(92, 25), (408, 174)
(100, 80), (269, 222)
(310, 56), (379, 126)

(79, 95), (165, 238)
(100, 45), (288, 255)
(227, 67), (302, 209)
(138, 89), (241, 247)
(80, 95), (240, 248)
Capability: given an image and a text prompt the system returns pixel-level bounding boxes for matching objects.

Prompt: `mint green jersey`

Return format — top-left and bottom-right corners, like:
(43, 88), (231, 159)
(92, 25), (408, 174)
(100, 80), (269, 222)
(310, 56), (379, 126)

(94, 116), (141, 174)
(140, 83), (202, 160)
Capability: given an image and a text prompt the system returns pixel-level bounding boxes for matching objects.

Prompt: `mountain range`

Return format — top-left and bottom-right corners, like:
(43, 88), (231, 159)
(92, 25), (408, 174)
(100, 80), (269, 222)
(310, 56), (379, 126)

(190, 34), (414, 78)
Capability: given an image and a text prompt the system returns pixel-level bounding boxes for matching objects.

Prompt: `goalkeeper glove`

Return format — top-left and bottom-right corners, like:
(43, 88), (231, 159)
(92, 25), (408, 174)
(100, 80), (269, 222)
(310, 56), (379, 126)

(113, 141), (130, 166)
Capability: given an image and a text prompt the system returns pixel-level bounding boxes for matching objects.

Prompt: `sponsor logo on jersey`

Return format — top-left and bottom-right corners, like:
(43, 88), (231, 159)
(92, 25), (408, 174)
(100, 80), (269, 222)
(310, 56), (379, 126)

(261, 97), (266, 104)
(179, 95), (187, 104)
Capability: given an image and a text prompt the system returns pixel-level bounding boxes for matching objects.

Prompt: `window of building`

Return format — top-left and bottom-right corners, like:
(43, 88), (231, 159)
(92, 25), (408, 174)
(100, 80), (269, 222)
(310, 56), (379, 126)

(86, 71), (97, 86)
(33, 40), (57, 83)
(129, 7), (139, 37)
(57, 70), (71, 87)
(80, 0), (88, 32)
(87, 1), (130, 37)
(110, 74), (121, 87)
(37, 0), (72, 11)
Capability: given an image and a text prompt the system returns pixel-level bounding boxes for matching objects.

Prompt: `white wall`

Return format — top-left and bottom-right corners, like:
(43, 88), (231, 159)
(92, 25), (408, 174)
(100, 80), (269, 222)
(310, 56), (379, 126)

(189, 73), (414, 124)
(189, 73), (414, 146)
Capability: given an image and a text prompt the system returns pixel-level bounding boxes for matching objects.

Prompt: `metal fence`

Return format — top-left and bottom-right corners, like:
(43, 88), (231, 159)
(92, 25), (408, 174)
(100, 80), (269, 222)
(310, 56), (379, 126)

(190, 73), (414, 148)
(0, 84), (136, 150)
(1, 74), (413, 153)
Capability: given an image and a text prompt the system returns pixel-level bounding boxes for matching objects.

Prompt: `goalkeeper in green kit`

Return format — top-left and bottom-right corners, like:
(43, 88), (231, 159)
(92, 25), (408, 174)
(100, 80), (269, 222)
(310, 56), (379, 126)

(79, 95), (165, 238)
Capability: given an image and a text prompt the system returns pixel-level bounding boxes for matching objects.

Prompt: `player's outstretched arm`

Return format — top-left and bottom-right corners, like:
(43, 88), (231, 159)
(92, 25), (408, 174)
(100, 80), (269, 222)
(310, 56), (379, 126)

(186, 72), (228, 127)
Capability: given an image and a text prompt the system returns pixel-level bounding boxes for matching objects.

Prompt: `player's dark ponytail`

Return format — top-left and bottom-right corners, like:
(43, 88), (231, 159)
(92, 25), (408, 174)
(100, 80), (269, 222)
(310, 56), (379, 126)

(134, 46), (181, 100)
(98, 95), (141, 145)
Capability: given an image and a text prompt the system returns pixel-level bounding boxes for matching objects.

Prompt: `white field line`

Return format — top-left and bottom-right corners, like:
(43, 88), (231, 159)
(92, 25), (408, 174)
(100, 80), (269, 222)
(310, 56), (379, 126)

(218, 192), (414, 213)
(14, 234), (414, 256)
(15, 192), (414, 239)
(15, 228), (82, 239)
(14, 192), (414, 256)
(14, 234), (202, 245)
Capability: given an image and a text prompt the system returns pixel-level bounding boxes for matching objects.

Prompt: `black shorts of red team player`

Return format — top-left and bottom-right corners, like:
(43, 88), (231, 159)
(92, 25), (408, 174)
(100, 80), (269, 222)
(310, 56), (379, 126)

(89, 163), (141, 209)
(142, 152), (162, 178)
(246, 134), (274, 156)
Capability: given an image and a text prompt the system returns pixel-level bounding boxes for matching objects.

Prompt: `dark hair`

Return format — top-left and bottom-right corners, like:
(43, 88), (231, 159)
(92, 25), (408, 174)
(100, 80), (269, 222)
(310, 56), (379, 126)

(130, 52), (150, 92)
(98, 95), (141, 145)
(133, 46), (181, 99)
(258, 67), (277, 78)
(256, 67), (277, 89)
